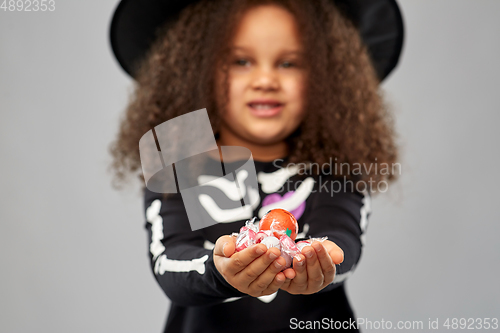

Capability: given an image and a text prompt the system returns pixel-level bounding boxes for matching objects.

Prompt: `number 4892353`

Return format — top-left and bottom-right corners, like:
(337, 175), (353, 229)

(1, 0), (55, 11)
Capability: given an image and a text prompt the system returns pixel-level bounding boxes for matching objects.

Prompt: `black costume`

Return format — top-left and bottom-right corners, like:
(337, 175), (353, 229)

(144, 157), (371, 332)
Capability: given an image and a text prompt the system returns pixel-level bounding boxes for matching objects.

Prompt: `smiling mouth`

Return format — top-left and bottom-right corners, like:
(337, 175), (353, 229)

(248, 103), (282, 109)
(247, 103), (284, 117)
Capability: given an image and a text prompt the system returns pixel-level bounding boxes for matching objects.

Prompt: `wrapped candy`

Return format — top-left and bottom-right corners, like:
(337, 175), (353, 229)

(261, 236), (280, 249)
(235, 227), (256, 252)
(235, 218), (259, 252)
(254, 230), (273, 244)
(279, 234), (300, 268)
(233, 210), (328, 270)
(296, 236), (329, 252)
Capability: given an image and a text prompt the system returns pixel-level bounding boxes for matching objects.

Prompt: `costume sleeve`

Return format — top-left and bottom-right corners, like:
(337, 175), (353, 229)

(302, 177), (371, 291)
(143, 188), (247, 307)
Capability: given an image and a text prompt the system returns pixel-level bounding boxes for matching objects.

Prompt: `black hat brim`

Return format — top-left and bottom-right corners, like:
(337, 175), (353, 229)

(109, 0), (404, 81)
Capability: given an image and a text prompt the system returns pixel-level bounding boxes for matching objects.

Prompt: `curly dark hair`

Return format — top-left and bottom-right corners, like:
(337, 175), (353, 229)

(109, 0), (399, 193)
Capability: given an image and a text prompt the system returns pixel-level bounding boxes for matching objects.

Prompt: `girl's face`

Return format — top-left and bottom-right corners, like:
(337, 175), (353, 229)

(217, 4), (307, 149)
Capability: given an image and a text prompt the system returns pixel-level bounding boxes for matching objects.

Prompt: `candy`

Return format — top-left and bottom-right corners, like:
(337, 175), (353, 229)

(235, 226), (257, 252)
(261, 236), (280, 249)
(296, 240), (311, 252)
(233, 216), (328, 270)
(254, 230), (273, 244)
(296, 237), (329, 252)
(259, 208), (299, 241)
(279, 235), (301, 268)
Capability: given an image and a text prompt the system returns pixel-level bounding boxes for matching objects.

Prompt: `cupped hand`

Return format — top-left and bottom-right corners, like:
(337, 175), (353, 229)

(213, 235), (288, 297)
(280, 240), (344, 295)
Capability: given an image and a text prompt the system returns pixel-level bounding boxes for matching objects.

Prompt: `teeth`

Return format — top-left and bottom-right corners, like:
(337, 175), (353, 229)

(251, 104), (279, 109)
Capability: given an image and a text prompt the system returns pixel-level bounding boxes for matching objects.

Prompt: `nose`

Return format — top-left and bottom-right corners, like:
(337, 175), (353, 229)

(251, 66), (279, 91)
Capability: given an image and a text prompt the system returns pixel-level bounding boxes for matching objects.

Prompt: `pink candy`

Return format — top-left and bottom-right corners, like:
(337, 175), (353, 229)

(235, 226), (257, 252)
(254, 230), (273, 244)
(296, 237), (329, 252)
(296, 240), (312, 252)
(278, 235), (300, 268)
(233, 218), (328, 270)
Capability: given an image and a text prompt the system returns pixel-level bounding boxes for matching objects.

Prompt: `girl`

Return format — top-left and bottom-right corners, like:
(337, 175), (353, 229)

(109, 0), (403, 331)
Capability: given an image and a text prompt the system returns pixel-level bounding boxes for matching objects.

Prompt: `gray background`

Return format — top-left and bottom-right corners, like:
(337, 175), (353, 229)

(1, 0), (498, 332)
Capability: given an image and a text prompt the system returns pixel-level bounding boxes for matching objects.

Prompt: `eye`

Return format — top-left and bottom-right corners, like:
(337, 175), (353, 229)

(280, 61), (295, 68)
(234, 58), (250, 67)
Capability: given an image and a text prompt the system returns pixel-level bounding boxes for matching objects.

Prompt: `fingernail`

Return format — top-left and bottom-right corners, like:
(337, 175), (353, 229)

(269, 252), (278, 260)
(274, 261), (283, 269)
(306, 250), (314, 258)
(255, 246), (265, 255)
(313, 242), (322, 252)
(296, 259), (304, 266)
(222, 242), (228, 256)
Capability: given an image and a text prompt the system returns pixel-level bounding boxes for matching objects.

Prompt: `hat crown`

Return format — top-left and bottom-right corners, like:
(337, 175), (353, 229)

(109, 0), (404, 81)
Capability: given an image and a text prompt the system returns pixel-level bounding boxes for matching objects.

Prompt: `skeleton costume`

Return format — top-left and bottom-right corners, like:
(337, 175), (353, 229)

(145, 156), (370, 332)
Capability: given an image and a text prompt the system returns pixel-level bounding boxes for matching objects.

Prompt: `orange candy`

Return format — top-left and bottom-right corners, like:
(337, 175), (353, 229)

(258, 208), (299, 241)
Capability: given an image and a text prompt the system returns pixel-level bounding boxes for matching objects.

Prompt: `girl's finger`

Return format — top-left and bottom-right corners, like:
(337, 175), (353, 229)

(303, 246), (324, 289)
(326, 242), (344, 265)
(280, 277), (292, 291)
(225, 243), (268, 275)
(289, 254), (307, 291)
(261, 272), (286, 296)
(282, 267), (296, 280)
(312, 242), (335, 284)
(249, 256), (286, 295)
(213, 235), (236, 257)
(236, 247), (281, 286)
